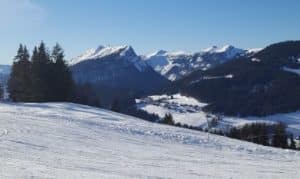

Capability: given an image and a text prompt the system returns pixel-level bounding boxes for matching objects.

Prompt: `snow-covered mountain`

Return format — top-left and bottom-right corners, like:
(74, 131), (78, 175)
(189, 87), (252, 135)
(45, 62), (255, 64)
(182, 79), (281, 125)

(143, 45), (252, 81)
(70, 45), (147, 72)
(70, 45), (170, 106)
(0, 102), (298, 178)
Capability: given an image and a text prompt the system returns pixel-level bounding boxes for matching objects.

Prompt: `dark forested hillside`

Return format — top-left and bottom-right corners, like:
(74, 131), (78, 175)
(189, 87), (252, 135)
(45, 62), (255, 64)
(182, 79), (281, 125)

(173, 41), (300, 116)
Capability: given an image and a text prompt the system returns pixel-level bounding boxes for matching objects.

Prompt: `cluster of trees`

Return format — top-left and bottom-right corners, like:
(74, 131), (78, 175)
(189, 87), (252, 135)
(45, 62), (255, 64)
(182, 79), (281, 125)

(8, 42), (74, 102)
(138, 109), (299, 151)
(228, 122), (297, 149)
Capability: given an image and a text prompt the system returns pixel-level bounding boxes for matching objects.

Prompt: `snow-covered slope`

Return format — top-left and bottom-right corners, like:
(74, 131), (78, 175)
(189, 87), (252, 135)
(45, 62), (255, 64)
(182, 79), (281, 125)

(0, 102), (299, 178)
(136, 94), (300, 136)
(143, 45), (248, 81)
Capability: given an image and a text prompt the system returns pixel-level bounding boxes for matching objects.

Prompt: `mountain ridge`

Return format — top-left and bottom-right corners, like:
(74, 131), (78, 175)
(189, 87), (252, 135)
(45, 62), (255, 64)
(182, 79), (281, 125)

(143, 45), (252, 81)
(172, 41), (300, 116)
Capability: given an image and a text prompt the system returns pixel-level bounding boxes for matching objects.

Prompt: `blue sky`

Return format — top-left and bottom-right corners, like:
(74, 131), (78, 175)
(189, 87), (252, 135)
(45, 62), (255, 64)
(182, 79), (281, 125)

(1, 0), (300, 64)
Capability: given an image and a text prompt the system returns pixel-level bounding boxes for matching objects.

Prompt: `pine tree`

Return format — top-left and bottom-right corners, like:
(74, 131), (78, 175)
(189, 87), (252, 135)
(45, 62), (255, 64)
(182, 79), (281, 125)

(271, 122), (288, 148)
(8, 44), (33, 101)
(31, 42), (51, 101)
(51, 43), (74, 101)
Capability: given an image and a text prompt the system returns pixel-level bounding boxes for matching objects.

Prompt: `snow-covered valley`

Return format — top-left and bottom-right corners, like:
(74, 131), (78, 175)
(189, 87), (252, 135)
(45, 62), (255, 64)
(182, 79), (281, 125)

(0, 102), (299, 178)
(136, 94), (300, 137)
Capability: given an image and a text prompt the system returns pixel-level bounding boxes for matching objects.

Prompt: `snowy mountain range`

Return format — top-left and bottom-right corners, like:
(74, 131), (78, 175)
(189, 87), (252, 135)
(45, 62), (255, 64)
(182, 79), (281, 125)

(71, 44), (261, 82)
(143, 45), (260, 81)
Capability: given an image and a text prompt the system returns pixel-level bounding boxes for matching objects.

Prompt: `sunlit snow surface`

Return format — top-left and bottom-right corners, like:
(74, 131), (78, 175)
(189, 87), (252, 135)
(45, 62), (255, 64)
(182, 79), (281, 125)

(0, 102), (299, 178)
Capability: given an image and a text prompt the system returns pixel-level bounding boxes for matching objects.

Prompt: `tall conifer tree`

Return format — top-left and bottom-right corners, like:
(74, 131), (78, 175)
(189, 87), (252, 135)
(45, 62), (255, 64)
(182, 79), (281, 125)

(51, 43), (74, 101)
(8, 44), (32, 101)
(31, 42), (51, 101)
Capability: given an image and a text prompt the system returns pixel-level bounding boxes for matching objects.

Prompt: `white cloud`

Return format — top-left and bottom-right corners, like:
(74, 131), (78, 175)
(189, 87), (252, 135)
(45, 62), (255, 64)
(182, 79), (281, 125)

(0, 0), (44, 26)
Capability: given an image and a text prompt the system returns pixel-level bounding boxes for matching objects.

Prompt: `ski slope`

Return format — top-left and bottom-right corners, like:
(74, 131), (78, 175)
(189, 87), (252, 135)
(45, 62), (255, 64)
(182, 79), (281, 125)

(0, 103), (299, 178)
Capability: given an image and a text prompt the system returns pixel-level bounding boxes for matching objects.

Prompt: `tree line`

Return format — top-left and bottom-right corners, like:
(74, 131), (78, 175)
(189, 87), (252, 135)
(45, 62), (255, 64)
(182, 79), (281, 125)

(152, 111), (299, 150)
(228, 122), (297, 149)
(8, 42), (74, 102)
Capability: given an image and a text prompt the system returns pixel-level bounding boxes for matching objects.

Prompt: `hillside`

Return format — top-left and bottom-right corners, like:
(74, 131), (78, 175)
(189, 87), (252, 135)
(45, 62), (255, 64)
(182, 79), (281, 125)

(0, 102), (299, 178)
(174, 41), (300, 116)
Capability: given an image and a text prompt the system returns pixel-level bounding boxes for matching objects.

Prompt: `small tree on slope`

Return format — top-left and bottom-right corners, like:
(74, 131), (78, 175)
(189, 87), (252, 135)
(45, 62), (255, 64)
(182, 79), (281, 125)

(162, 113), (175, 125)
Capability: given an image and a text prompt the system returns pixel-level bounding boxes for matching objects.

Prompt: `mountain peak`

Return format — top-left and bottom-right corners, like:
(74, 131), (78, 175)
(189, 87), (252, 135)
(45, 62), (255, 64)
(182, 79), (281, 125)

(202, 45), (238, 53)
(94, 45), (105, 53)
(202, 46), (218, 53)
(220, 44), (235, 51)
(152, 50), (168, 56)
(70, 45), (137, 65)
(120, 45), (136, 57)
